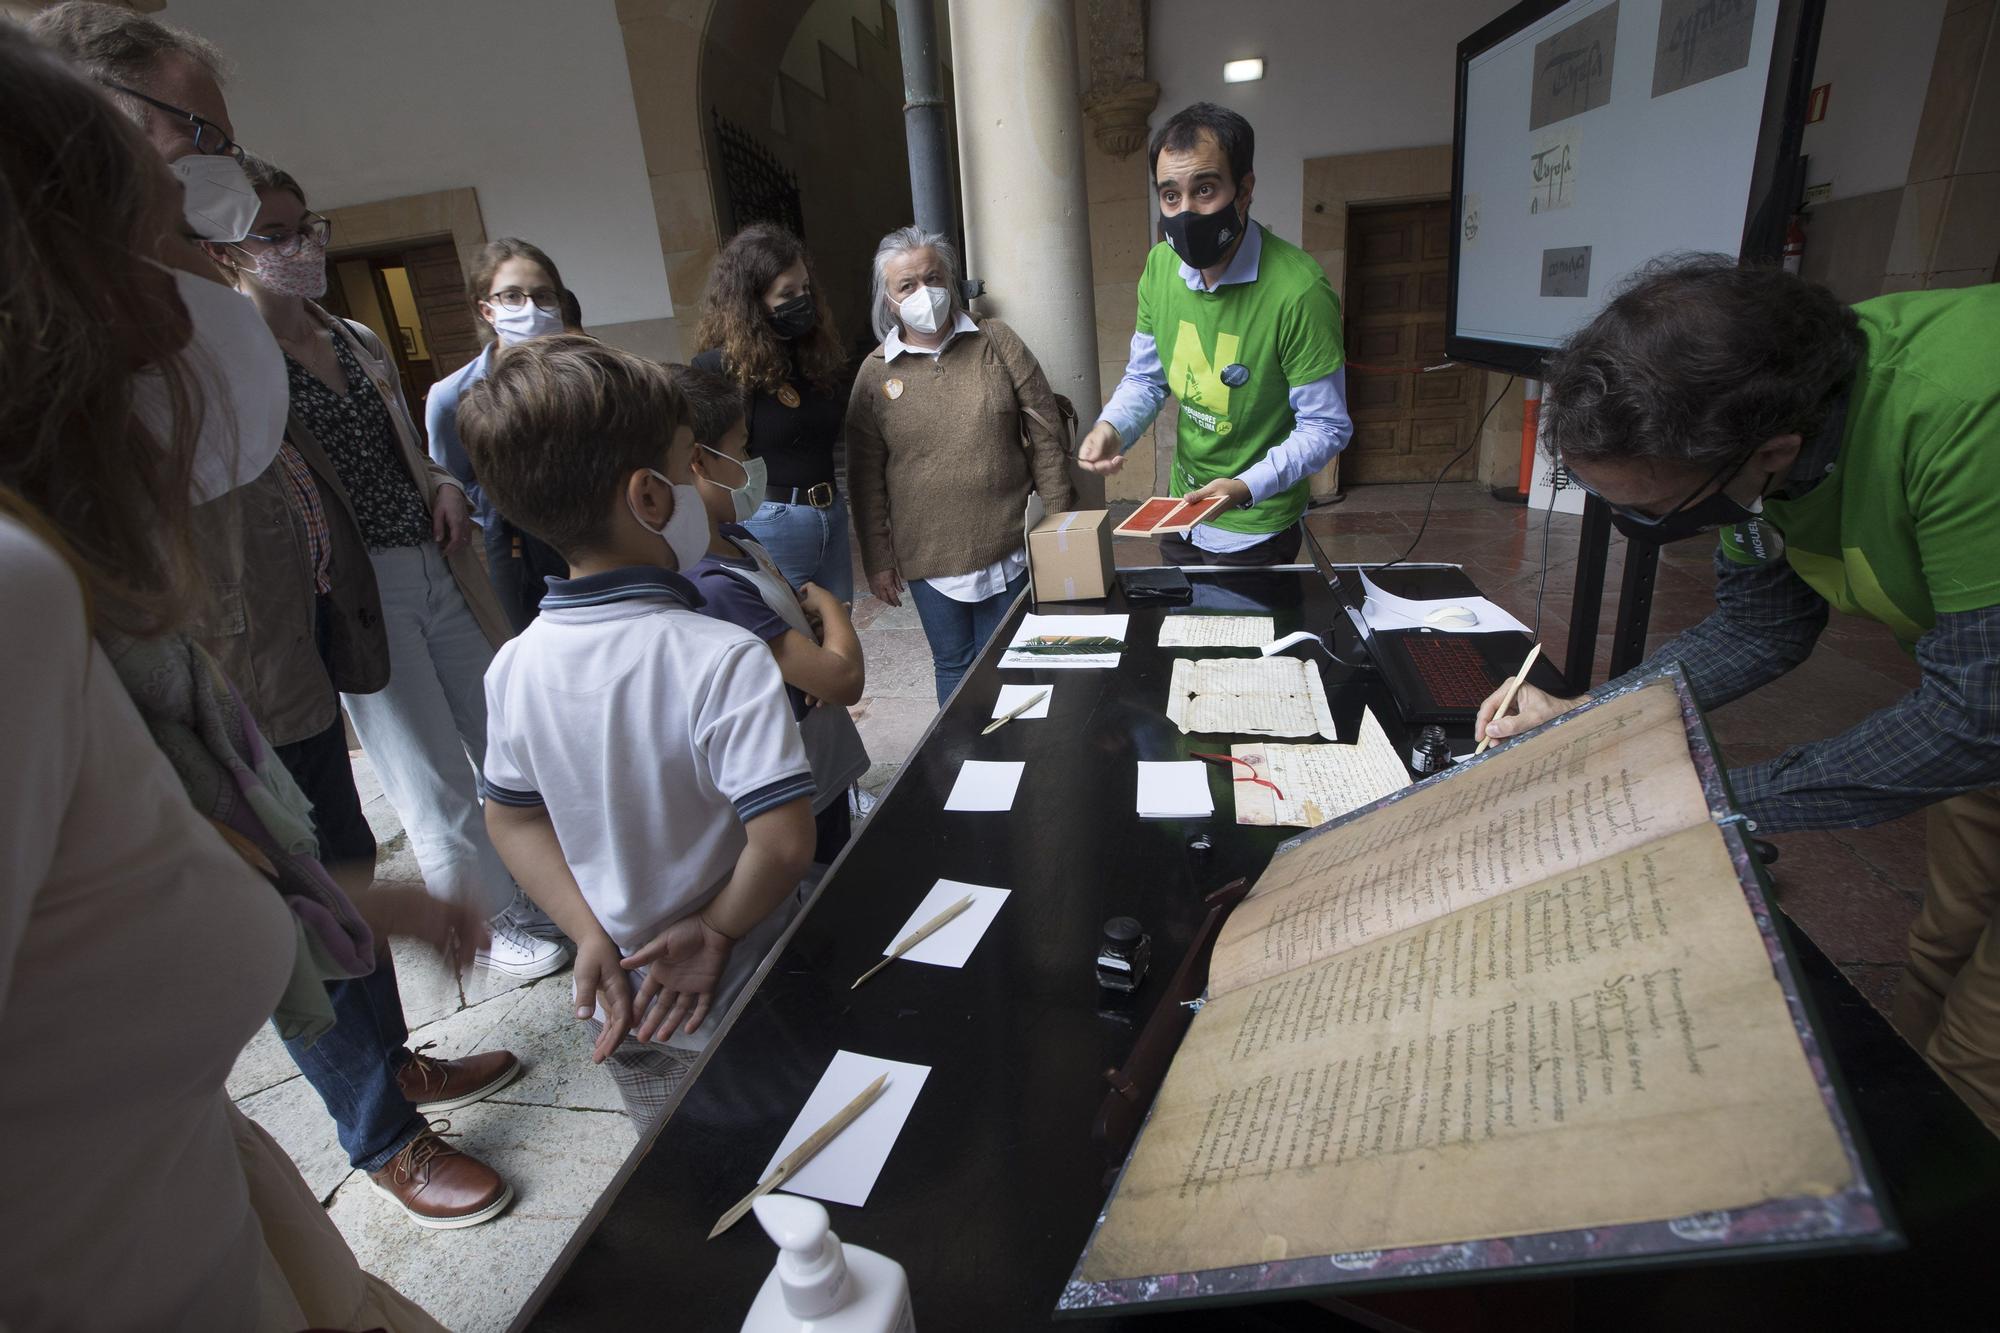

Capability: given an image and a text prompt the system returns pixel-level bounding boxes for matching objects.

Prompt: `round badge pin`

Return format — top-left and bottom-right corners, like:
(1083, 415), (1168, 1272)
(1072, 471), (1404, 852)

(884, 378), (904, 401)
(776, 384), (802, 408)
(1220, 363), (1250, 388)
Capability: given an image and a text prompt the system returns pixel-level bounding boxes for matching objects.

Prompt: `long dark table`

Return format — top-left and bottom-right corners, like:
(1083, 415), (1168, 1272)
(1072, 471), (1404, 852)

(516, 565), (2000, 1332)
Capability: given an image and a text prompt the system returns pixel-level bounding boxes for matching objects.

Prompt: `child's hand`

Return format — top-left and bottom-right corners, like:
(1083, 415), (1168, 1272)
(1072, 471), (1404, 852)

(621, 914), (736, 1042)
(573, 935), (636, 1063)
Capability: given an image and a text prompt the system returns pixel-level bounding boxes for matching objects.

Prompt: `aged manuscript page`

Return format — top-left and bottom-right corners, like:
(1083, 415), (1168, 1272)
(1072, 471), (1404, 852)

(1209, 680), (1710, 996)
(1076, 822), (1855, 1281)
(1166, 657), (1338, 739)
(1078, 679), (1855, 1285)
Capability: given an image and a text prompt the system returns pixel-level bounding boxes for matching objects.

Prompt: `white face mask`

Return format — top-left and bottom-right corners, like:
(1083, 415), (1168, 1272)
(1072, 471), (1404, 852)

(700, 446), (768, 523)
(895, 284), (952, 336)
(132, 262), (289, 503)
(170, 153), (260, 243)
(488, 300), (564, 346)
(628, 469), (712, 570)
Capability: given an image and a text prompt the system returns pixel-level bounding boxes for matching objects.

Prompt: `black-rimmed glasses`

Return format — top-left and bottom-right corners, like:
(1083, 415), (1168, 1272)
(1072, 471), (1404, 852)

(99, 80), (245, 163)
(487, 288), (562, 313)
(244, 215), (333, 257)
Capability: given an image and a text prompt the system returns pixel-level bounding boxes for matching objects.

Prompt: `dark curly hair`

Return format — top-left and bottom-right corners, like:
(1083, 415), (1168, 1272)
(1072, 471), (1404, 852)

(1542, 254), (1866, 470)
(692, 223), (845, 396)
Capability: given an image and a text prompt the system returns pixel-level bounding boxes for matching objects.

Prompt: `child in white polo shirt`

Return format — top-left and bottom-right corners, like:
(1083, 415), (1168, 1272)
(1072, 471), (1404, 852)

(458, 336), (817, 1127)
(669, 364), (870, 869)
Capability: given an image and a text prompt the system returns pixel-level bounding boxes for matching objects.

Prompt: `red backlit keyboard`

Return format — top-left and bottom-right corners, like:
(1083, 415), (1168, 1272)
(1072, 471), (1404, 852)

(1402, 632), (1506, 709)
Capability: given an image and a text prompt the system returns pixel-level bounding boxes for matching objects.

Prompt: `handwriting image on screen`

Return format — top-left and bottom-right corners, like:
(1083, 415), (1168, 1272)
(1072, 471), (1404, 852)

(1529, 2), (1619, 130)
(1654, 0), (1757, 98)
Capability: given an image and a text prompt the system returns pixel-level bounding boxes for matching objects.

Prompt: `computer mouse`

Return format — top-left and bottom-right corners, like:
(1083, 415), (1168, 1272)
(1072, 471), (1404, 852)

(1424, 605), (1479, 629)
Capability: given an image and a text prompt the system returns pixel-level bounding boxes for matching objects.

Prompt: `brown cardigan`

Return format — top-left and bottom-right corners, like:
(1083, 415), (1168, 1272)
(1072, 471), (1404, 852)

(846, 317), (1075, 581)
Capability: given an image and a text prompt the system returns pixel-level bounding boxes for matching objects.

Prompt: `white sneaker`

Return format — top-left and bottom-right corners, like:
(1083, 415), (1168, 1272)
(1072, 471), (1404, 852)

(475, 915), (572, 979)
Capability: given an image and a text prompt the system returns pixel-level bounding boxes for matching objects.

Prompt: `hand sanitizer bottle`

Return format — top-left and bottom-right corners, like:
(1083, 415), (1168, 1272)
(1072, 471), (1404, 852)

(741, 1194), (915, 1333)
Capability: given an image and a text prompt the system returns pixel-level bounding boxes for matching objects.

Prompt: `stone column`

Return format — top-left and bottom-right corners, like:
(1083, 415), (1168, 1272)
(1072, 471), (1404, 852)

(948, 0), (1104, 504)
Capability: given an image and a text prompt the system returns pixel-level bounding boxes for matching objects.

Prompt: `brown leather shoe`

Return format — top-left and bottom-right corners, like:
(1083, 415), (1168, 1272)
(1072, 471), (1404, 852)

(368, 1124), (513, 1230)
(395, 1041), (522, 1113)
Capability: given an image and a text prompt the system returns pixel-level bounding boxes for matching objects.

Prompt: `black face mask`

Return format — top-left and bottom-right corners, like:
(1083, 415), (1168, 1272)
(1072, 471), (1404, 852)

(767, 294), (816, 341)
(1160, 194), (1246, 270)
(1589, 451), (1764, 546)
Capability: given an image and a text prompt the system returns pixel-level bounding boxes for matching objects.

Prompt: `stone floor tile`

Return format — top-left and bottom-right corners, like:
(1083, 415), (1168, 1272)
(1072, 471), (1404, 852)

(408, 975), (626, 1116)
(237, 1072), (353, 1203)
(228, 1020), (300, 1100)
(328, 1101), (634, 1333)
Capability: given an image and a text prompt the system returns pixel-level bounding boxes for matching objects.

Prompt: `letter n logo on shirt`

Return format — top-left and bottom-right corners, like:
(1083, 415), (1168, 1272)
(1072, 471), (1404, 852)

(1170, 321), (1240, 416)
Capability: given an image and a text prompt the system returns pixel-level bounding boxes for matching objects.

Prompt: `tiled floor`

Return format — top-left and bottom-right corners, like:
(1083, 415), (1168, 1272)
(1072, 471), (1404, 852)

(231, 481), (1927, 1329)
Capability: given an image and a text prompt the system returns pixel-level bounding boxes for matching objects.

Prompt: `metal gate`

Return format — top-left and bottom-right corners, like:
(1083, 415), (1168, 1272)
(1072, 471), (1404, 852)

(712, 108), (805, 240)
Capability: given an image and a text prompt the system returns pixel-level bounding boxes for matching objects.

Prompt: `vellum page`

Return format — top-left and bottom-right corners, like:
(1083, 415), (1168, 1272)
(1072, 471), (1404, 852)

(1157, 616), (1276, 649)
(1077, 823), (1855, 1281)
(1165, 657), (1338, 739)
(1231, 711), (1410, 828)
(1211, 680), (1708, 997)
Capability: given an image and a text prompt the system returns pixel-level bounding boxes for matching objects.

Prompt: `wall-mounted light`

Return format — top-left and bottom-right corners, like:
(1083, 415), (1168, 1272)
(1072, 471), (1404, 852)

(1223, 58), (1264, 84)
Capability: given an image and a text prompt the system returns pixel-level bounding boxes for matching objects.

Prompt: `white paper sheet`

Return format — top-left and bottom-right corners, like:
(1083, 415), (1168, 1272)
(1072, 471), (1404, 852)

(1137, 760), (1215, 818)
(1156, 615), (1275, 649)
(1000, 613), (1130, 670)
(1164, 656), (1338, 739)
(1356, 570), (1531, 636)
(760, 1051), (931, 1208)
(881, 879), (1011, 967)
(990, 684), (1054, 720)
(943, 759), (1025, 812)
(1229, 709), (1412, 828)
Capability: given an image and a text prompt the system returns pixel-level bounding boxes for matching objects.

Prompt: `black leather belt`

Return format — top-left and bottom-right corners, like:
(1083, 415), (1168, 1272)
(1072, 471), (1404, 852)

(765, 483), (836, 509)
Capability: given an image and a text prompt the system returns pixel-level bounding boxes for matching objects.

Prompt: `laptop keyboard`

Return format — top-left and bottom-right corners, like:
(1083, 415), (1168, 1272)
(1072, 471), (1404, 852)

(1404, 634), (1503, 708)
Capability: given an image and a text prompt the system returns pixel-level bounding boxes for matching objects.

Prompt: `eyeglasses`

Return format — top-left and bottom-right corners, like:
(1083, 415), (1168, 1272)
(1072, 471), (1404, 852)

(486, 287), (561, 313)
(99, 81), (245, 163)
(243, 215), (332, 257)
(1568, 446), (1753, 524)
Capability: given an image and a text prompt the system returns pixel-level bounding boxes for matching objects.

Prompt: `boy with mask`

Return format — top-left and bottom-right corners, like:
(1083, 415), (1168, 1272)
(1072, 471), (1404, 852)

(1077, 102), (1353, 566)
(1477, 257), (2000, 1136)
(460, 337), (817, 1127)
(672, 365), (870, 867)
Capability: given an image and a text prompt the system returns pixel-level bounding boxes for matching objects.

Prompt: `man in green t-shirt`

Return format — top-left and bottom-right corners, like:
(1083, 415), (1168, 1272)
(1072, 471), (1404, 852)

(1078, 102), (1351, 565)
(1479, 256), (2000, 1135)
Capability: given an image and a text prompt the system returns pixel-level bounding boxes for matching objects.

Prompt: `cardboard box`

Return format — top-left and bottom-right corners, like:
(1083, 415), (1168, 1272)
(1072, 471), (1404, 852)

(1027, 508), (1114, 603)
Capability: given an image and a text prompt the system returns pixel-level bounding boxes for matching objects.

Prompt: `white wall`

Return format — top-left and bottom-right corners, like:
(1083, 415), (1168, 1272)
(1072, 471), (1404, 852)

(1147, 0), (1516, 245)
(1801, 0), (1946, 201)
(162, 0), (673, 325)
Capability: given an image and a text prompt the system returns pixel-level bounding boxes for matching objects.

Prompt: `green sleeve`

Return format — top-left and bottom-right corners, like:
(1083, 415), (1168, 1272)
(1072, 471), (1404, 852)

(1277, 268), (1345, 387)
(1908, 392), (2000, 614)
(1134, 245), (1160, 339)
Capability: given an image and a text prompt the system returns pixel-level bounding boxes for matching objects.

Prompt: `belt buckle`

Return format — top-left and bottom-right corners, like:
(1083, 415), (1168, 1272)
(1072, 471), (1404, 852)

(805, 482), (835, 509)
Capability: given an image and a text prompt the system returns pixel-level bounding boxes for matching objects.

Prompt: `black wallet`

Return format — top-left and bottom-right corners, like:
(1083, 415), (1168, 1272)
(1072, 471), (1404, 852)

(1119, 566), (1193, 605)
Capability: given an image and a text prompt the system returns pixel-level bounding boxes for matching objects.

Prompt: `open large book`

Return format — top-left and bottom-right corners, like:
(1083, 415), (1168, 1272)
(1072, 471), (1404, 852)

(1063, 671), (1886, 1313)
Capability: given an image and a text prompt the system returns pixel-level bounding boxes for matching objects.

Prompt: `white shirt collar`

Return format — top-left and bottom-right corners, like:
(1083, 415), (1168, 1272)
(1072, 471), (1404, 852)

(1178, 220), (1264, 293)
(884, 309), (980, 361)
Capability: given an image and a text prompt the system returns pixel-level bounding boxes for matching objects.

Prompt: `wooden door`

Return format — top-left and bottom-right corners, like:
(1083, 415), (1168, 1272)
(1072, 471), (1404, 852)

(404, 240), (481, 382)
(1340, 201), (1486, 484)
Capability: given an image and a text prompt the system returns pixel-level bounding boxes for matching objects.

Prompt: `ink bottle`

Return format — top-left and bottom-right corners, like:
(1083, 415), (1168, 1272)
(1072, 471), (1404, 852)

(1096, 917), (1151, 993)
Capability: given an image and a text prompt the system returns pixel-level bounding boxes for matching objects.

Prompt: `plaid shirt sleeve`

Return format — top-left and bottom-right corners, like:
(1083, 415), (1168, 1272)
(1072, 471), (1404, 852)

(275, 443), (333, 595)
(1598, 546), (2000, 831)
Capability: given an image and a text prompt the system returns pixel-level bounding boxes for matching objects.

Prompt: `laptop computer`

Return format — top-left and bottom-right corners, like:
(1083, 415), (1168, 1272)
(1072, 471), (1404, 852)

(1301, 528), (1550, 727)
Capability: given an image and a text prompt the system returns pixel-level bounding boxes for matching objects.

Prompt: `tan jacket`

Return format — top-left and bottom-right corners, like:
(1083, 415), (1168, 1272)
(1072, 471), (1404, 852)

(846, 317), (1075, 582)
(193, 312), (510, 746)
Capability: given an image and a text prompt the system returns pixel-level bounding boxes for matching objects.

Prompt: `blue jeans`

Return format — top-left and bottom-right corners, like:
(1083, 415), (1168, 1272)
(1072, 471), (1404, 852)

(282, 960), (427, 1172)
(909, 570), (1028, 706)
(743, 492), (853, 603)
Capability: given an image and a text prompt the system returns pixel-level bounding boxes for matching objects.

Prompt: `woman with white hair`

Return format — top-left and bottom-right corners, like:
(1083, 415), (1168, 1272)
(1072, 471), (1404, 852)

(846, 226), (1075, 704)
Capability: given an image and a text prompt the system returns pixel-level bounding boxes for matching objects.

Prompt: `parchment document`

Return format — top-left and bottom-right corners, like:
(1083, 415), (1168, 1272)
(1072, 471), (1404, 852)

(1076, 822), (1854, 1281)
(1209, 680), (1709, 996)
(1157, 616), (1276, 649)
(1231, 710), (1410, 828)
(1165, 657), (1338, 739)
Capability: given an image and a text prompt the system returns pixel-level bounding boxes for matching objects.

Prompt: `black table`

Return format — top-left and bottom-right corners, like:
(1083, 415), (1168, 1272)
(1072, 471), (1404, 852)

(516, 566), (1999, 1333)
